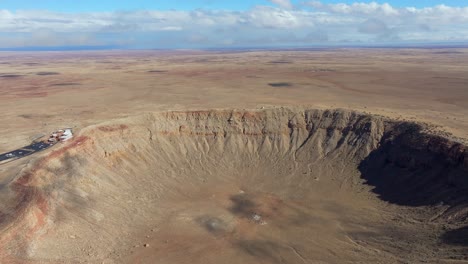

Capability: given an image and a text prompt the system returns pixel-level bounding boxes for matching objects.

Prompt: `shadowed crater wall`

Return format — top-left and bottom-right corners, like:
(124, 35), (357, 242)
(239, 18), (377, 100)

(359, 122), (468, 210)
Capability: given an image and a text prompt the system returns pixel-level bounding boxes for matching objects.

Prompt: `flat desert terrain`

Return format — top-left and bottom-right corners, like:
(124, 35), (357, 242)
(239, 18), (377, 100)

(0, 49), (467, 263)
(1, 48), (467, 150)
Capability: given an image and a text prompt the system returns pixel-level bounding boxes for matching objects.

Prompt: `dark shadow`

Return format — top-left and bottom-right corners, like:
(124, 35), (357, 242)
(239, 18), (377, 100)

(147, 70), (168, 73)
(269, 60), (292, 64)
(441, 226), (468, 246)
(359, 123), (468, 207)
(18, 114), (33, 119)
(50, 82), (82, 86)
(36, 72), (60, 76)
(18, 114), (52, 119)
(229, 194), (256, 218)
(268, 82), (292, 87)
(195, 215), (228, 236)
(433, 51), (464, 54)
(43, 152), (92, 223)
(0, 74), (23, 78)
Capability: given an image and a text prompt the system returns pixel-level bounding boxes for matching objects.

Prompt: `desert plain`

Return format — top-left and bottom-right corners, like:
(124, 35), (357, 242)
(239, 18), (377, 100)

(0, 48), (467, 263)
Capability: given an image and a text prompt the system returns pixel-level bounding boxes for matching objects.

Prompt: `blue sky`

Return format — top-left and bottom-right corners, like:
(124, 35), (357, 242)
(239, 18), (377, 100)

(0, 0), (466, 11)
(0, 0), (258, 12)
(0, 1), (467, 49)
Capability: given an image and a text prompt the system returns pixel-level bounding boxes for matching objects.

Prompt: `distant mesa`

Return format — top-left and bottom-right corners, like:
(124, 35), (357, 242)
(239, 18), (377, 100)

(147, 70), (168, 73)
(268, 82), (293, 87)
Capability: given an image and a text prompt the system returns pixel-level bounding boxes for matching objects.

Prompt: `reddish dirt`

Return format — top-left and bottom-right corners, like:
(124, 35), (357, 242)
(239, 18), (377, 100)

(0, 136), (90, 259)
(98, 124), (129, 132)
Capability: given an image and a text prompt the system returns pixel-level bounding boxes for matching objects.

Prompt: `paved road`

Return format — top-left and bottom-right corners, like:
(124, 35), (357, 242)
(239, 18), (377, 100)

(0, 141), (53, 164)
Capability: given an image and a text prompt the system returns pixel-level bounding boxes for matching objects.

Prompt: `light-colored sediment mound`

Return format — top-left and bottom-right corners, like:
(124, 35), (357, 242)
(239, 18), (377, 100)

(1, 108), (467, 263)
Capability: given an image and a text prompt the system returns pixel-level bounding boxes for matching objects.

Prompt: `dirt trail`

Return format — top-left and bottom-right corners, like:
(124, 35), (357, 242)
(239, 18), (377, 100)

(0, 108), (467, 263)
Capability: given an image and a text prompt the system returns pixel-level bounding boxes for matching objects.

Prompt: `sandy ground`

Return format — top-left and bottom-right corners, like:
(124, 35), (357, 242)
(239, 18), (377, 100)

(0, 48), (467, 153)
(0, 49), (467, 263)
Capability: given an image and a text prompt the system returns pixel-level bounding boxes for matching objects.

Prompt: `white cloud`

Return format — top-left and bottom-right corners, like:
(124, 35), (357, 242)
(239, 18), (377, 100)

(358, 18), (389, 34)
(246, 7), (308, 29)
(308, 2), (399, 16)
(0, 2), (467, 48)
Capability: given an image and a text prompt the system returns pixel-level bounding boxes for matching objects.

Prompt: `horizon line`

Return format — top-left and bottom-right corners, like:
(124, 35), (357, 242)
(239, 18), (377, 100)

(1, 42), (468, 52)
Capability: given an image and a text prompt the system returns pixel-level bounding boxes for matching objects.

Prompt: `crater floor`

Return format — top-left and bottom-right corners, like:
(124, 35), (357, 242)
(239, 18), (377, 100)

(0, 108), (467, 263)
